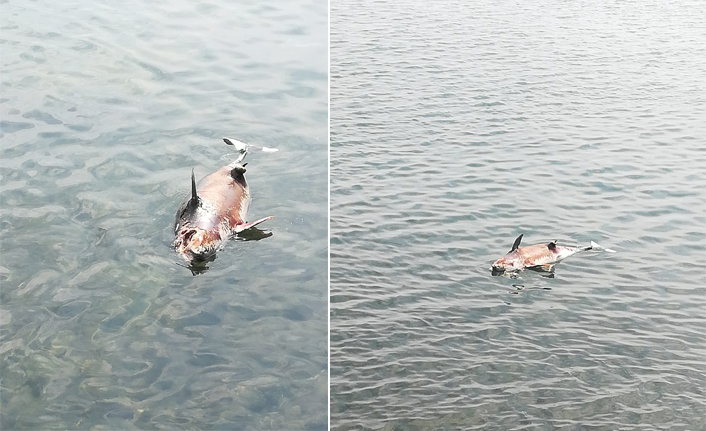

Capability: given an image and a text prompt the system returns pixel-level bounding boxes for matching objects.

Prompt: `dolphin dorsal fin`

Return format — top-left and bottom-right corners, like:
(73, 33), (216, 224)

(509, 234), (523, 253)
(188, 169), (200, 210)
(191, 169), (197, 199)
(547, 240), (557, 250)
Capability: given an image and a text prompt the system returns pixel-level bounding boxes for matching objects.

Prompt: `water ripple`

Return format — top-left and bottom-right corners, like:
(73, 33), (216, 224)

(331, 0), (706, 430)
(1, 0), (327, 429)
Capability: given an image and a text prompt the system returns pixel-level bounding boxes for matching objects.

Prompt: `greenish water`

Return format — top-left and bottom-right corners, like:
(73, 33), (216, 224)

(1, 0), (327, 429)
(331, 0), (705, 430)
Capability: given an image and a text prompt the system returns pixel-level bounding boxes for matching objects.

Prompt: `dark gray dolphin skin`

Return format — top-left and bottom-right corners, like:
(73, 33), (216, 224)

(491, 234), (616, 275)
(173, 138), (273, 264)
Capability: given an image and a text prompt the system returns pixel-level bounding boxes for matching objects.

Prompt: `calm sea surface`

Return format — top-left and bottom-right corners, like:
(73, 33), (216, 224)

(331, 1), (705, 430)
(1, 0), (327, 429)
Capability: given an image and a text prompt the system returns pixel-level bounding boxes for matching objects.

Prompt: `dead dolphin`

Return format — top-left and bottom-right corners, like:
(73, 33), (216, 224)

(491, 234), (615, 275)
(173, 138), (273, 264)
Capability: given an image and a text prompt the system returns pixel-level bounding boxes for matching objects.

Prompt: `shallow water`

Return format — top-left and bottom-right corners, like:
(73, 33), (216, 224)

(1, 0), (327, 429)
(331, 1), (705, 430)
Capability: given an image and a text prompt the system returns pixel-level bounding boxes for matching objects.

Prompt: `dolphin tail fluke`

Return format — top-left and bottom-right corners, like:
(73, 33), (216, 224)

(588, 240), (617, 253)
(234, 216), (274, 234)
(223, 137), (279, 154)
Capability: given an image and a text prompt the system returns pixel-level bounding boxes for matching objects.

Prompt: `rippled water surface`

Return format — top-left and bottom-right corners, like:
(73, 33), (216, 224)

(1, 0), (327, 429)
(331, 1), (705, 430)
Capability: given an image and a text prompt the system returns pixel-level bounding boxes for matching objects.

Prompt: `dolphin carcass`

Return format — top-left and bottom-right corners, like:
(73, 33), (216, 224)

(173, 138), (273, 264)
(491, 234), (615, 275)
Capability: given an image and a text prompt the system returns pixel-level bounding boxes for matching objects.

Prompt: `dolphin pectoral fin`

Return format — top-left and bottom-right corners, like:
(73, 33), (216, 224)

(528, 264), (555, 273)
(509, 234), (523, 253)
(234, 216), (274, 234)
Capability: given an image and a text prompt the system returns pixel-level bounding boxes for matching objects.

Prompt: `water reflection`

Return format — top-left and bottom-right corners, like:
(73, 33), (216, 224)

(492, 265), (556, 278)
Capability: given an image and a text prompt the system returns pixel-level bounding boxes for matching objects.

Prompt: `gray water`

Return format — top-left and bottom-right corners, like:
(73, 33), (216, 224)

(1, 0), (327, 429)
(331, 1), (705, 430)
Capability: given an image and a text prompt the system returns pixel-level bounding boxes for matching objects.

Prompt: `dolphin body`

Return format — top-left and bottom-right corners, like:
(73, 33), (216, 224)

(491, 234), (615, 275)
(173, 138), (273, 264)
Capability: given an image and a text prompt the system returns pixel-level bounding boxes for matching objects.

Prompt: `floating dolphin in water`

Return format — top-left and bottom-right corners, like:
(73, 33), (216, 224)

(491, 234), (616, 275)
(173, 138), (273, 265)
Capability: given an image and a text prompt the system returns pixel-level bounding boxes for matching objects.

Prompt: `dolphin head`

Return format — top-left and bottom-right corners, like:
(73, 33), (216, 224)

(174, 225), (224, 263)
(491, 234), (525, 274)
(173, 179), (228, 264)
(491, 257), (506, 273)
(491, 254), (522, 274)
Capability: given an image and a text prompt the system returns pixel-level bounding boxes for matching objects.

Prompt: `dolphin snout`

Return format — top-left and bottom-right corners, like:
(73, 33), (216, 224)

(490, 259), (507, 275)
